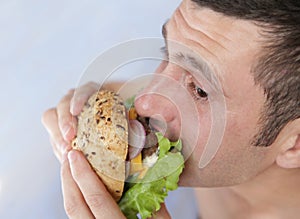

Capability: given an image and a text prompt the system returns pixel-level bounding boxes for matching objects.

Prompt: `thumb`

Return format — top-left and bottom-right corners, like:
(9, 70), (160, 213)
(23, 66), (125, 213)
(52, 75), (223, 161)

(151, 203), (171, 219)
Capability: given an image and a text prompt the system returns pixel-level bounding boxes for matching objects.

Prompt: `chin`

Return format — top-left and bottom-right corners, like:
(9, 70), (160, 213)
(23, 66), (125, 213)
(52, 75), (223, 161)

(178, 161), (250, 188)
(177, 161), (207, 187)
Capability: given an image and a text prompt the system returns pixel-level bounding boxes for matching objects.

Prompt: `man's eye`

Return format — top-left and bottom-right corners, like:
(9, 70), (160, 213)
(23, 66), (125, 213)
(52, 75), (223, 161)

(188, 81), (208, 101)
(196, 86), (208, 98)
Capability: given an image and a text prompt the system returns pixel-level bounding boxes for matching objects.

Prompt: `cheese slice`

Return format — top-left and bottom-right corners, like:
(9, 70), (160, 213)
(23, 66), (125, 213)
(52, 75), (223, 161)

(130, 153), (144, 175)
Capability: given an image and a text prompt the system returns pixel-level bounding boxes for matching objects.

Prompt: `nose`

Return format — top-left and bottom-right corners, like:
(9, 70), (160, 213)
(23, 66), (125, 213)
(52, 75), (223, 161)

(135, 91), (176, 122)
(134, 89), (180, 141)
(134, 66), (185, 140)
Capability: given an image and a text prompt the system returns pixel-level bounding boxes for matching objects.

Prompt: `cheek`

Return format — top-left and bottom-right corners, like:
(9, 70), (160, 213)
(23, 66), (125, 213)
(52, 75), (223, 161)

(198, 113), (270, 186)
(226, 115), (252, 143)
(223, 93), (264, 146)
(179, 109), (213, 186)
(215, 112), (258, 165)
(182, 108), (212, 164)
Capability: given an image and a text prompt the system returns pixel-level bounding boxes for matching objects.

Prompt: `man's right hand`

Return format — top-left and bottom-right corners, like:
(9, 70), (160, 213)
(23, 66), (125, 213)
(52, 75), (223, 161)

(41, 81), (172, 219)
(42, 81), (99, 162)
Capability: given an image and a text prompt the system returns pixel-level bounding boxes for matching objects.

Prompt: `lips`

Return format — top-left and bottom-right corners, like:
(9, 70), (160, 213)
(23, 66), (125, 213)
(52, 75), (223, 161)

(149, 118), (167, 135)
(149, 118), (180, 142)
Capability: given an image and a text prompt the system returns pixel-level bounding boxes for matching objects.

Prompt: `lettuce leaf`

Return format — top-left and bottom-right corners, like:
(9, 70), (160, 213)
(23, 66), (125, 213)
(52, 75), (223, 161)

(118, 133), (184, 219)
(124, 95), (136, 109)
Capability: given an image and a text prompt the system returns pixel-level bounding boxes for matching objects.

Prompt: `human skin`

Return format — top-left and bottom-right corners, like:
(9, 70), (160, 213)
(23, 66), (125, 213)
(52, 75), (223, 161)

(42, 82), (171, 218)
(135, 0), (299, 188)
(42, 0), (300, 218)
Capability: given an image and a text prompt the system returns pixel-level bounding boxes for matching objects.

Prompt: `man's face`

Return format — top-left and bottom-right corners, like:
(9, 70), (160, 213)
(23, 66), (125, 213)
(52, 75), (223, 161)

(135, 0), (281, 187)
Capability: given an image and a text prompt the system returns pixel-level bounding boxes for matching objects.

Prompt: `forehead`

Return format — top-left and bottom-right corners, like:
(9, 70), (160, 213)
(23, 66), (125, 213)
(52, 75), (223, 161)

(169, 1), (263, 60)
(165, 0), (264, 97)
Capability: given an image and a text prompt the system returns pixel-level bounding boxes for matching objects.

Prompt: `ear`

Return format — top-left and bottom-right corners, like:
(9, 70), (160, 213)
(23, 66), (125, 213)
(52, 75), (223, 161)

(276, 118), (300, 169)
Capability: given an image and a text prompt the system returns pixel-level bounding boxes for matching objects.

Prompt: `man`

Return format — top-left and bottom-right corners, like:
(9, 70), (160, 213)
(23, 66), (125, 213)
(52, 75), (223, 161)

(42, 0), (300, 218)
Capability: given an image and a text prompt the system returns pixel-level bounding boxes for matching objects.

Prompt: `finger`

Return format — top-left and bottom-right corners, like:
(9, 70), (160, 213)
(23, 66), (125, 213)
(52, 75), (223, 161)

(42, 108), (71, 158)
(71, 82), (99, 116)
(50, 137), (62, 162)
(68, 150), (125, 219)
(61, 153), (95, 219)
(151, 203), (171, 219)
(57, 89), (78, 142)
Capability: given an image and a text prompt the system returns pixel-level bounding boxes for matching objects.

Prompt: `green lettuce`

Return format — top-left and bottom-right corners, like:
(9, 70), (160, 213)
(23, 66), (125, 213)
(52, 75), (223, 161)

(124, 95), (136, 109)
(118, 133), (185, 219)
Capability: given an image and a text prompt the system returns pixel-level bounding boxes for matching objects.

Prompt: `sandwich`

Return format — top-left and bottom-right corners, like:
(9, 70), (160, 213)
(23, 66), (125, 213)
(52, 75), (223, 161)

(72, 90), (184, 219)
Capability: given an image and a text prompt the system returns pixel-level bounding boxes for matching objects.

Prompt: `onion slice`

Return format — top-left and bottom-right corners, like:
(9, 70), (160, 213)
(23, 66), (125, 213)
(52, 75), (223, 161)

(128, 119), (146, 160)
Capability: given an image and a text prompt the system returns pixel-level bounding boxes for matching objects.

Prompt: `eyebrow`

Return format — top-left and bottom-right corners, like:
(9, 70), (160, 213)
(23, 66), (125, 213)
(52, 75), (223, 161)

(175, 53), (223, 93)
(160, 21), (225, 95)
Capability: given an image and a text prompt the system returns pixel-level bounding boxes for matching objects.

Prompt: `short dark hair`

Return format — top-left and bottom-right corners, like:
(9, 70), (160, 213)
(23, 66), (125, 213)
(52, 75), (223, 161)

(192, 0), (300, 146)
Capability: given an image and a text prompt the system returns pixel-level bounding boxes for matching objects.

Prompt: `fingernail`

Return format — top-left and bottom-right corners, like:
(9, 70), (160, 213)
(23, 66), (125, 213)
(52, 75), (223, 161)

(68, 150), (77, 163)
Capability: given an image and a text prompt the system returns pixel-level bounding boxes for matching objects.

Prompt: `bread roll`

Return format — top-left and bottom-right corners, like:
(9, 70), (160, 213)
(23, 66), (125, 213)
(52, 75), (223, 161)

(72, 90), (128, 201)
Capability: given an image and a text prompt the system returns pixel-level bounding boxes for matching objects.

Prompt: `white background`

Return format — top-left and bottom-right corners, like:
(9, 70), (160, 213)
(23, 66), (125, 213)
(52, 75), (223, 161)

(0, 0), (199, 218)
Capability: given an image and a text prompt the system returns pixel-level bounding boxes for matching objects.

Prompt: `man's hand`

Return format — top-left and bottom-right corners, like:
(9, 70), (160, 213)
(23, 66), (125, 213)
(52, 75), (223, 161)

(42, 81), (171, 219)
(42, 82), (99, 162)
(61, 149), (126, 218)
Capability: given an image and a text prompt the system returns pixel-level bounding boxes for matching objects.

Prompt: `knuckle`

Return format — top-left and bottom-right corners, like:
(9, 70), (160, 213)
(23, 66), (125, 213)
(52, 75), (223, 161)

(58, 89), (75, 108)
(59, 117), (71, 128)
(57, 112), (72, 128)
(41, 108), (56, 126)
(58, 96), (70, 108)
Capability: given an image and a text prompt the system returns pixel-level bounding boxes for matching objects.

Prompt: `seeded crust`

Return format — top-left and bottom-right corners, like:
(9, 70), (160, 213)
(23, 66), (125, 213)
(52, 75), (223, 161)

(72, 90), (128, 201)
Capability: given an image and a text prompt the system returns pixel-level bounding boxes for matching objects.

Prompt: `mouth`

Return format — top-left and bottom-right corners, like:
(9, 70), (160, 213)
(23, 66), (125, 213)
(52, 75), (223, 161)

(149, 117), (167, 135)
(149, 118), (180, 142)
